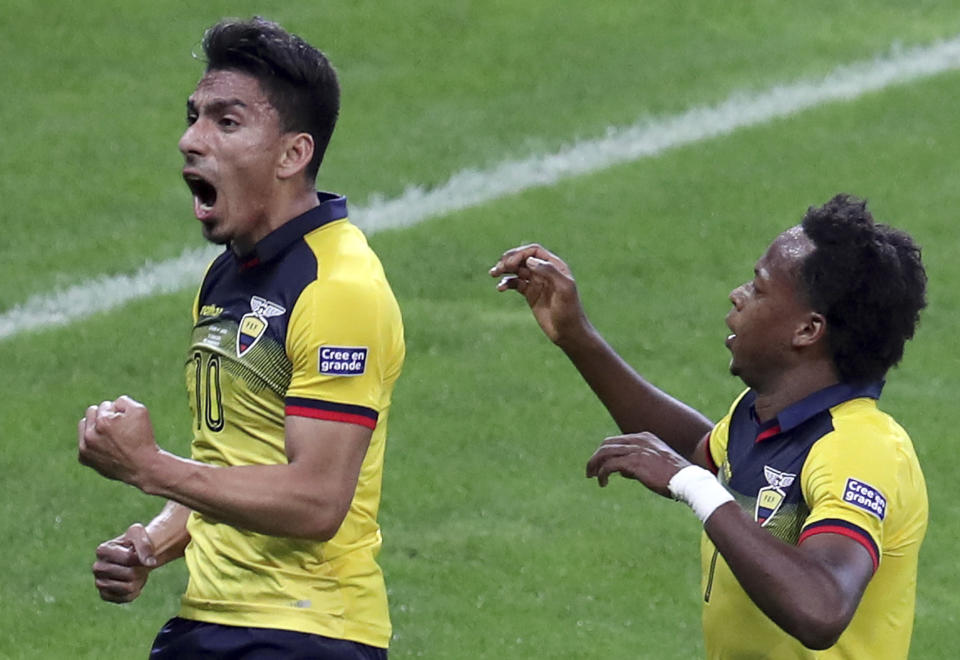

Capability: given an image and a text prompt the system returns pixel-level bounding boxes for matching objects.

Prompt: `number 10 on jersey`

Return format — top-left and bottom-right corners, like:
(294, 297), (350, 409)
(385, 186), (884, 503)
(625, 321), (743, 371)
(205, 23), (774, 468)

(191, 351), (225, 432)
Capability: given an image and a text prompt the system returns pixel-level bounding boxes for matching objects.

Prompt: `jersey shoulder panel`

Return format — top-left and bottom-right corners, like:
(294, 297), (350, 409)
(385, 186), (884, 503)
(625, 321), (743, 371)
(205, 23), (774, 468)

(285, 221), (405, 420)
(193, 253), (229, 323)
(801, 398), (927, 559)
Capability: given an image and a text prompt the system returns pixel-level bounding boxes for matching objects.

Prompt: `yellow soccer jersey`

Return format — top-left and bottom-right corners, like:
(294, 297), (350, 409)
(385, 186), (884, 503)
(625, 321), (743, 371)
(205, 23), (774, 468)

(179, 193), (404, 648)
(702, 383), (927, 659)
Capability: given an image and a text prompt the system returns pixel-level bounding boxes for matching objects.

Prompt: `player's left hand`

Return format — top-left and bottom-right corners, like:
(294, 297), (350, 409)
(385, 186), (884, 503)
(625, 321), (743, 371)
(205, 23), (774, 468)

(585, 432), (692, 497)
(78, 395), (159, 487)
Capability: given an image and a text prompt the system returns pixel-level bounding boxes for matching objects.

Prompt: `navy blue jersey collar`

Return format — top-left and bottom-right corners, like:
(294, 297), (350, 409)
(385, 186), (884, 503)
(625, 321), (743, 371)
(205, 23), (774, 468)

(752, 381), (884, 436)
(234, 192), (348, 268)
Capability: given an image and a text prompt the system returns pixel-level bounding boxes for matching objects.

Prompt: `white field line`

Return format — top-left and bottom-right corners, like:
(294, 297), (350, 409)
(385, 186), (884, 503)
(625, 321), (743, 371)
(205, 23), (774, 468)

(3, 36), (960, 342)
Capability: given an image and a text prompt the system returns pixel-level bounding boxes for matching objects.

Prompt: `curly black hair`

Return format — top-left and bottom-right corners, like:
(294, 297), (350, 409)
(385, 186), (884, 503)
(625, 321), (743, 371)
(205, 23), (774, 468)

(201, 17), (340, 180)
(799, 194), (927, 384)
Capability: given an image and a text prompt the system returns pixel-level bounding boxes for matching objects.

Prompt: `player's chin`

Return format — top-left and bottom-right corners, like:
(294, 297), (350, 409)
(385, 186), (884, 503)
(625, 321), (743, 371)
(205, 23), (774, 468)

(199, 220), (230, 246)
(727, 358), (741, 377)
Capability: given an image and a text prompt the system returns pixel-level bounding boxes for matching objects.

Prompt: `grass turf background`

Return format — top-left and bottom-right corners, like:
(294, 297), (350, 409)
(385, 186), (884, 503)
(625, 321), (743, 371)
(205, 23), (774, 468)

(2, 2), (960, 657)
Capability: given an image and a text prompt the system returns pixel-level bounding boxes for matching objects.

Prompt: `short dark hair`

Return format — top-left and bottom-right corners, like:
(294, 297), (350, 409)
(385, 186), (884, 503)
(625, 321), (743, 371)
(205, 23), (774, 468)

(799, 194), (927, 383)
(201, 17), (340, 180)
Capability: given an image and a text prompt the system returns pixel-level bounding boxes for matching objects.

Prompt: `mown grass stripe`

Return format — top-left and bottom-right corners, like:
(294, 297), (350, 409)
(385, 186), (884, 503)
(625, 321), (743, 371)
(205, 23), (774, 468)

(3, 35), (960, 342)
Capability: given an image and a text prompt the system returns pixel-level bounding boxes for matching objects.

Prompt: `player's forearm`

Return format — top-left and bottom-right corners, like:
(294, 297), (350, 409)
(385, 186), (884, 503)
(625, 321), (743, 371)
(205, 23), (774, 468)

(137, 451), (348, 541)
(144, 500), (192, 565)
(557, 322), (713, 460)
(704, 504), (856, 649)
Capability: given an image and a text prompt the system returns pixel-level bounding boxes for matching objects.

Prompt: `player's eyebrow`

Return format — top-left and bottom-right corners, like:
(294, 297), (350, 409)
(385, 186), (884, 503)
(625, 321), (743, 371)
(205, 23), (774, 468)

(753, 265), (772, 286)
(186, 98), (248, 115)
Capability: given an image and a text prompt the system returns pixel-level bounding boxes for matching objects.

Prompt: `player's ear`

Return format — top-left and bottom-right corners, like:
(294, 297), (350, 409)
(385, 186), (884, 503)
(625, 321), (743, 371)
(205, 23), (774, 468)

(793, 311), (826, 348)
(277, 132), (314, 180)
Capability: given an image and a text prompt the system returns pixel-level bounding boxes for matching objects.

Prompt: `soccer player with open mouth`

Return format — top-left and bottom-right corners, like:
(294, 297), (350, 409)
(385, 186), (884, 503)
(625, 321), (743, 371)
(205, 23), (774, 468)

(79, 17), (405, 659)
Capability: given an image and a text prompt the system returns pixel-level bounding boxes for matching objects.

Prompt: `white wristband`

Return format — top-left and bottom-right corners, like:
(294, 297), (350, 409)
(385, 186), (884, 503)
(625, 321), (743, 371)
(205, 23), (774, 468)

(668, 465), (735, 524)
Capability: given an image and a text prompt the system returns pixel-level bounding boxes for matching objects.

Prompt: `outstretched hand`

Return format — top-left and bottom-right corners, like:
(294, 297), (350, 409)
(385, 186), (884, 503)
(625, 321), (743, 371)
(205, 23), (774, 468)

(489, 243), (589, 346)
(92, 523), (157, 603)
(586, 432), (692, 497)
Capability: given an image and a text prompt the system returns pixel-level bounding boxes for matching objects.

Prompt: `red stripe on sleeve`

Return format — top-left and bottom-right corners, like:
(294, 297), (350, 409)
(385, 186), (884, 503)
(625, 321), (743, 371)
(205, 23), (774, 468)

(798, 524), (879, 572)
(285, 405), (377, 430)
(702, 432), (718, 475)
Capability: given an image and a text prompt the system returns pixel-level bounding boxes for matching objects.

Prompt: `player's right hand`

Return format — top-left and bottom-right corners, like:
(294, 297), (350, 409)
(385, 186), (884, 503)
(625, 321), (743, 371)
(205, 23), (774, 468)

(489, 243), (589, 345)
(92, 523), (157, 603)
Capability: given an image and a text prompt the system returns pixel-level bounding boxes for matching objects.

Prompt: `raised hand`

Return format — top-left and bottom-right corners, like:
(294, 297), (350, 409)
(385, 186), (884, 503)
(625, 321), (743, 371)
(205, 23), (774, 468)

(78, 395), (159, 487)
(490, 243), (589, 345)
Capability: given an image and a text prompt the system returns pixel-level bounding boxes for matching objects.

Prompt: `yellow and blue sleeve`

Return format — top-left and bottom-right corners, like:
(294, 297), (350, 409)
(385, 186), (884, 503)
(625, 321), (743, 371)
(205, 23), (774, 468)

(283, 248), (402, 430)
(799, 420), (897, 571)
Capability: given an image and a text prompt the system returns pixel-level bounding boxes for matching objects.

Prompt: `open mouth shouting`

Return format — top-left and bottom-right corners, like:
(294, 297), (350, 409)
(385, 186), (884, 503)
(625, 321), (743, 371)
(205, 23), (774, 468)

(183, 171), (219, 221)
(724, 312), (737, 351)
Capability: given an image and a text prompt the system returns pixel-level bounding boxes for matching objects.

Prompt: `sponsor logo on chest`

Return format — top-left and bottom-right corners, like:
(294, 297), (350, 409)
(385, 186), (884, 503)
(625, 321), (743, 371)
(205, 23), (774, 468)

(199, 304), (224, 318)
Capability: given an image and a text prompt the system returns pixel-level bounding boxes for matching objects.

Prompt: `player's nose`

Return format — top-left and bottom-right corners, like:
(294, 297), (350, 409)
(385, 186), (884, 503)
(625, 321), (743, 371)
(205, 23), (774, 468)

(729, 284), (745, 310)
(178, 121), (207, 159)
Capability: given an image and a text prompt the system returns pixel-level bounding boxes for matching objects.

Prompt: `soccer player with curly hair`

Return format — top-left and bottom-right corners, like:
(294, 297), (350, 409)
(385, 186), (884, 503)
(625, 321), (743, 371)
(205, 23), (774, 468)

(492, 194), (927, 658)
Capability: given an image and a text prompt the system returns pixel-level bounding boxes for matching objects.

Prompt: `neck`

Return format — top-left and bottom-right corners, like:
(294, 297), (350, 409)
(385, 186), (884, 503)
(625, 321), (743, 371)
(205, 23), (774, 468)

(282, 186), (322, 222)
(751, 363), (839, 423)
(231, 185), (319, 255)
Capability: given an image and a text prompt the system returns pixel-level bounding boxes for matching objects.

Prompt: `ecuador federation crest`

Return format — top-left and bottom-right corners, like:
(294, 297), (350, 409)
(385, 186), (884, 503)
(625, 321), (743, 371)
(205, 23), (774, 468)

(237, 296), (285, 357)
(755, 465), (796, 526)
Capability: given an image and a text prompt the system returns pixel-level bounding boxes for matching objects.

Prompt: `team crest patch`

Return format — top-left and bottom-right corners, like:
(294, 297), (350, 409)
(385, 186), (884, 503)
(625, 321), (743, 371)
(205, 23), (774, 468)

(237, 296), (285, 357)
(319, 346), (367, 376)
(843, 478), (887, 520)
(755, 465), (796, 526)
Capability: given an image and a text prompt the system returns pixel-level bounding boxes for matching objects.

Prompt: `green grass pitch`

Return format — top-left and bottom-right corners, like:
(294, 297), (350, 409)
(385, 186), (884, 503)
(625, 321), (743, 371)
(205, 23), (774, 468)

(2, 1), (960, 657)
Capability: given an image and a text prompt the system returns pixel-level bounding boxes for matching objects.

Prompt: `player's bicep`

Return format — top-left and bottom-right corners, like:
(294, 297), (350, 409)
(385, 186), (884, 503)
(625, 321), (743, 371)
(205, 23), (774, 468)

(798, 532), (875, 615)
(691, 430), (714, 471)
(285, 416), (372, 502)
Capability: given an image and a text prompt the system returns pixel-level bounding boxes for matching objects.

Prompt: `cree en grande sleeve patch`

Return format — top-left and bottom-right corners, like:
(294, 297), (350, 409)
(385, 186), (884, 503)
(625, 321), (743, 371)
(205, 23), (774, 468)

(842, 478), (887, 520)
(318, 345), (368, 376)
